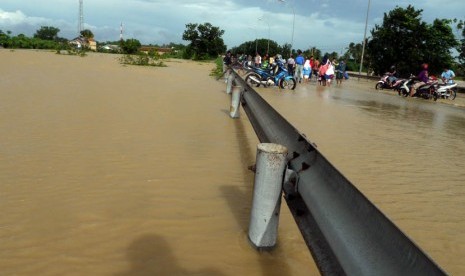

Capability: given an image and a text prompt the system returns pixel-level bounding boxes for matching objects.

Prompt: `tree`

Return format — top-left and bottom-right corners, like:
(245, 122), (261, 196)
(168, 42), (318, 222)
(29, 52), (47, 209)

(182, 22), (226, 60)
(80, 29), (94, 39)
(120, 38), (141, 54)
(455, 20), (465, 73)
(0, 30), (11, 47)
(281, 43), (292, 59)
(34, 26), (60, 41)
(367, 5), (457, 76)
(424, 19), (459, 73)
(230, 40), (292, 59)
(305, 47), (322, 60)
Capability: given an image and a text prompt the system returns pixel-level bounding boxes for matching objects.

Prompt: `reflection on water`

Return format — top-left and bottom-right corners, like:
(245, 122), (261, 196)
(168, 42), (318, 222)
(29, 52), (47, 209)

(117, 234), (225, 276)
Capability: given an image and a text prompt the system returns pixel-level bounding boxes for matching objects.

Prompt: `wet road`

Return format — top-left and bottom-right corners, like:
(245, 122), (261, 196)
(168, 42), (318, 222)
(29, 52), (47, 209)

(255, 78), (465, 274)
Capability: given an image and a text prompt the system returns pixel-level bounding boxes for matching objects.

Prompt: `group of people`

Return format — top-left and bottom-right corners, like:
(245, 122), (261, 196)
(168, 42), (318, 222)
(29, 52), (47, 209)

(227, 51), (348, 87)
(407, 64), (456, 97)
(225, 51), (458, 96)
(286, 50), (348, 87)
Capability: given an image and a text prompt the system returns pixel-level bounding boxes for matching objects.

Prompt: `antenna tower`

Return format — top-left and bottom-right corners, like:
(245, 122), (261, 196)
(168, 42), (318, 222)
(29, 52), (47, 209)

(78, 0), (84, 35)
(120, 22), (123, 41)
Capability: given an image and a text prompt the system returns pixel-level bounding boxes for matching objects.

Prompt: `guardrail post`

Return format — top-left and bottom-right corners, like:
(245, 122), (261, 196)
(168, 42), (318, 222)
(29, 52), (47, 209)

(230, 86), (242, 118)
(248, 143), (288, 249)
(226, 70), (235, 94)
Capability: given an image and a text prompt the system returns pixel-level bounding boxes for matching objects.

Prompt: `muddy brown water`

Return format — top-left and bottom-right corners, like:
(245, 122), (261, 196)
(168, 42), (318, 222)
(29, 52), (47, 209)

(0, 50), (463, 275)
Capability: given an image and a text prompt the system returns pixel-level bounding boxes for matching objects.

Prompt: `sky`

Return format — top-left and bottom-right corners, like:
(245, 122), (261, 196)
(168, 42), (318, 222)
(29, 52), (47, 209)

(1, 0), (464, 54)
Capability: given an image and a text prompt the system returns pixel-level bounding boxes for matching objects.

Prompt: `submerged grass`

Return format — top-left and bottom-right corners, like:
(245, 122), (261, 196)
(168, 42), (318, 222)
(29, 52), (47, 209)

(210, 57), (224, 78)
(118, 54), (166, 67)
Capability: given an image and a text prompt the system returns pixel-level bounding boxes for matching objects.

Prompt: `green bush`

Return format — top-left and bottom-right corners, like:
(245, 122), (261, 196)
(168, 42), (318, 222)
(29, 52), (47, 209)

(210, 57), (224, 77)
(118, 53), (166, 67)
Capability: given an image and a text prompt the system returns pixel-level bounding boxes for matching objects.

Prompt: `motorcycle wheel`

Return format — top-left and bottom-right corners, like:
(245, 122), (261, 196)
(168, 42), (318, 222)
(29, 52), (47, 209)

(245, 73), (261, 87)
(375, 82), (383, 90)
(422, 91), (431, 99)
(448, 88), (457, 100)
(433, 92), (438, 101)
(427, 87), (435, 100)
(265, 78), (273, 87)
(280, 78), (296, 90)
(400, 88), (408, 97)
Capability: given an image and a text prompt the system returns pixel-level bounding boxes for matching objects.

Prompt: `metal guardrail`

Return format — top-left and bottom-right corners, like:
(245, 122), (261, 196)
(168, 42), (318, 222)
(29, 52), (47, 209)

(227, 68), (447, 275)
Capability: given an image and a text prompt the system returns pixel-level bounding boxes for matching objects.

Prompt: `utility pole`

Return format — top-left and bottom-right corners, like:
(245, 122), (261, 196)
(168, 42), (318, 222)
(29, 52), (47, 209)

(120, 22), (124, 41)
(258, 17), (270, 55)
(359, 0), (371, 79)
(78, 0), (84, 35)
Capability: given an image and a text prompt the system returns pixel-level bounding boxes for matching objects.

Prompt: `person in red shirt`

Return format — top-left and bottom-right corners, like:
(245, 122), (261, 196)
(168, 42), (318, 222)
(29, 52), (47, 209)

(309, 56), (315, 81)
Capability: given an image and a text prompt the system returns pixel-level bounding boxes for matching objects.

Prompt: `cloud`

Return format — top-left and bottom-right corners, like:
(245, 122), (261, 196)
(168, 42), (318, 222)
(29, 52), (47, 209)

(1, 0), (463, 54)
(0, 9), (75, 38)
(1, 9), (34, 25)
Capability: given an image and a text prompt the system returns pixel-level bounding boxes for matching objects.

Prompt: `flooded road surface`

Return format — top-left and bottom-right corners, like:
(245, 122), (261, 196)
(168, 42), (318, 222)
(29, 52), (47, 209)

(1, 50), (464, 275)
(258, 79), (465, 274)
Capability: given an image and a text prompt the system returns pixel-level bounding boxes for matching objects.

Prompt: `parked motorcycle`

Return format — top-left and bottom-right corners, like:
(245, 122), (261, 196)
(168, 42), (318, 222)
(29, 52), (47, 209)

(398, 76), (437, 99)
(418, 80), (438, 99)
(398, 76), (414, 97)
(375, 73), (404, 91)
(245, 58), (296, 90)
(433, 81), (457, 101)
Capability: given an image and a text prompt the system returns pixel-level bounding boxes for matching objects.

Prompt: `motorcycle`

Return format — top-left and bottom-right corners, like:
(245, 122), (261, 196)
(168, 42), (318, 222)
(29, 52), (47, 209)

(245, 58), (297, 90)
(398, 75), (414, 97)
(433, 81), (457, 101)
(375, 73), (404, 91)
(417, 80), (438, 99)
(398, 76), (438, 99)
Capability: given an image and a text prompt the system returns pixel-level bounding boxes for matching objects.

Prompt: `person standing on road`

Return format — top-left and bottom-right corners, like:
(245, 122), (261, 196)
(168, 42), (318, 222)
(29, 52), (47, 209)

(336, 60), (346, 85)
(325, 59), (335, 87)
(261, 54), (269, 69)
(312, 58), (320, 82)
(223, 50), (232, 72)
(303, 57), (312, 83)
(287, 55), (295, 77)
(318, 58), (330, 86)
(294, 50), (305, 83)
(309, 56), (315, 81)
(254, 52), (261, 68)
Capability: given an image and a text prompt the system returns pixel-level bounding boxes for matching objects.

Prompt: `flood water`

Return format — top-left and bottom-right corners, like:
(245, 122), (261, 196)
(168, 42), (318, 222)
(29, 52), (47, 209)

(0, 50), (464, 275)
(258, 79), (465, 274)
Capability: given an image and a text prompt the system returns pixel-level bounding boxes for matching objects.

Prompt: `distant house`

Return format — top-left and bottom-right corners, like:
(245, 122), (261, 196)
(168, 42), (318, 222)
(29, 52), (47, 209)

(87, 38), (97, 51)
(69, 36), (97, 51)
(100, 44), (121, 52)
(139, 46), (172, 55)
